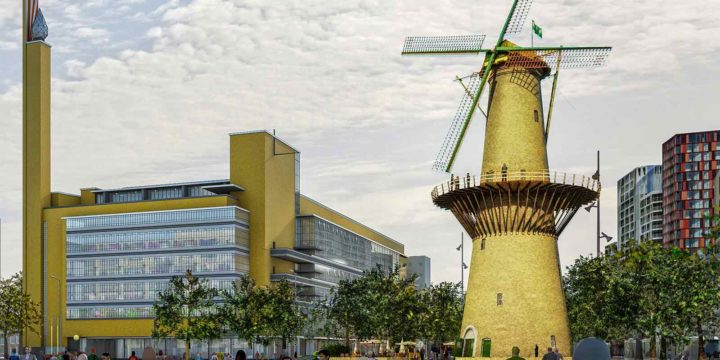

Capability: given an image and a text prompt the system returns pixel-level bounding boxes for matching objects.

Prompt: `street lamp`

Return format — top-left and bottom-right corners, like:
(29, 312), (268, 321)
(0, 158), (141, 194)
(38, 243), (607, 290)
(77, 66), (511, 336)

(49, 275), (61, 353)
(584, 150), (603, 257)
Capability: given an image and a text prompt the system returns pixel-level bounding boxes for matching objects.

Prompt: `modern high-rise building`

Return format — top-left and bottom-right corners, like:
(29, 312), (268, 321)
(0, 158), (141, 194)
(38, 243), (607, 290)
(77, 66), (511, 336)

(616, 165), (663, 250)
(662, 130), (720, 250)
(406, 255), (431, 290)
(21, 14), (407, 359)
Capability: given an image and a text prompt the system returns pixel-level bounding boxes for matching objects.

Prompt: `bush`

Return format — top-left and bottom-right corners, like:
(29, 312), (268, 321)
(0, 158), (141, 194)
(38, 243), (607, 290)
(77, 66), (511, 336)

(324, 343), (351, 356)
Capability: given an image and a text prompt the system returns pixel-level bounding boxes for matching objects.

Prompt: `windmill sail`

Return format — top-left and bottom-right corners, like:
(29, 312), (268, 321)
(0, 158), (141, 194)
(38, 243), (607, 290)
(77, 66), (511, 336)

(402, 35), (486, 55)
(433, 72), (483, 171)
(504, 0), (533, 34)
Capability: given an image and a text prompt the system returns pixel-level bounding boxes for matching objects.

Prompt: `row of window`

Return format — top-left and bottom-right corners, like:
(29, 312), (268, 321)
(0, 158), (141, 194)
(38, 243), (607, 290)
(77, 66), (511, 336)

(66, 252), (250, 278)
(67, 305), (153, 319)
(67, 278), (236, 303)
(66, 207), (248, 230)
(95, 185), (217, 204)
(297, 217), (400, 271)
(67, 225), (249, 254)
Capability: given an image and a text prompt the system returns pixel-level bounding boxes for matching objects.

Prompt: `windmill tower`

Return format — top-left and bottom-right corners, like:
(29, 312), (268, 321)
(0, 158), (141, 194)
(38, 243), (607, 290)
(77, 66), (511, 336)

(402, 0), (610, 357)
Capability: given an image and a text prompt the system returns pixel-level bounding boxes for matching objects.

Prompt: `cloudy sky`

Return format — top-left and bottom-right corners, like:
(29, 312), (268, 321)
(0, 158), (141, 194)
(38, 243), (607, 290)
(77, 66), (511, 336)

(1, 0), (719, 285)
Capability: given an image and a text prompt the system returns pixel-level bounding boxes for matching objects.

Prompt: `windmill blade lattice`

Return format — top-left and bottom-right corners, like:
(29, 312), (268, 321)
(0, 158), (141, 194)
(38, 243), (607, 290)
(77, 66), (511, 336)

(433, 72), (483, 171)
(402, 35), (487, 55)
(505, 0), (533, 34)
(504, 47), (612, 69)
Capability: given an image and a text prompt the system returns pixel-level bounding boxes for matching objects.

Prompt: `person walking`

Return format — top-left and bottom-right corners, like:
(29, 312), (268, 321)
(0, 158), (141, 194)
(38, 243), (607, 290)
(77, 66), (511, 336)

(129, 351), (139, 360)
(10, 349), (21, 360)
(88, 350), (99, 360)
(541, 348), (557, 360)
(24, 347), (38, 360)
(317, 350), (330, 360)
(234, 350), (246, 360)
(506, 347), (526, 360)
(78, 352), (88, 360)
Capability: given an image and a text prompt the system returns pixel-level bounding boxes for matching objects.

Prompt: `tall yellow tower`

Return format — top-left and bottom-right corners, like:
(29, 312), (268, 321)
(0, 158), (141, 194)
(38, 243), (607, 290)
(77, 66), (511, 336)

(402, 0), (611, 357)
(23, 0), (51, 347)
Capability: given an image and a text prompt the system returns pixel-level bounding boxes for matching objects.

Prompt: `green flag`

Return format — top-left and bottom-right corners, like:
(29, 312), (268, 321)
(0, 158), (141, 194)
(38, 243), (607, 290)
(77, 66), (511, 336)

(532, 20), (543, 39)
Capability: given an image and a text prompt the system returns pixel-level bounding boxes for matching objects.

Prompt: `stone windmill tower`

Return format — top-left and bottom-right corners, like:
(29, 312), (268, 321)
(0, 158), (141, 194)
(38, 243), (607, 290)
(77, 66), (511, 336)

(401, 0), (611, 357)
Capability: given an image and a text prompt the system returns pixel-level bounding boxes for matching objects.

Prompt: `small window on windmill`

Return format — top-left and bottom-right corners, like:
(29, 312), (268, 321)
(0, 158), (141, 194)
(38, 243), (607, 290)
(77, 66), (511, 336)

(534, 110), (539, 123)
(481, 238), (486, 250)
(496, 293), (503, 306)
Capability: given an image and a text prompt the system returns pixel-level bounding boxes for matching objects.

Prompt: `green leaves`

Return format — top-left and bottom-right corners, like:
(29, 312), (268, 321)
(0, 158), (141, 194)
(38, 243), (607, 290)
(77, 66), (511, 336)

(152, 270), (222, 360)
(217, 275), (305, 349)
(321, 267), (463, 348)
(564, 213), (720, 356)
(0, 272), (42, 345)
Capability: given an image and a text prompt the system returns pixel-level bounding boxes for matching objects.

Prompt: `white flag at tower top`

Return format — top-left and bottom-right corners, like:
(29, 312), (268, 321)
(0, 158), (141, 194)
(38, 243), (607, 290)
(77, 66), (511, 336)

(26, 0), (39, 41)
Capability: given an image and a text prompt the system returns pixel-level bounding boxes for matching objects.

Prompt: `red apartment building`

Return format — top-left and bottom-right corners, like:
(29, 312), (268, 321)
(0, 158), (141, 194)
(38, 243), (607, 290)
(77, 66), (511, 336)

(662, 130), (720, 250)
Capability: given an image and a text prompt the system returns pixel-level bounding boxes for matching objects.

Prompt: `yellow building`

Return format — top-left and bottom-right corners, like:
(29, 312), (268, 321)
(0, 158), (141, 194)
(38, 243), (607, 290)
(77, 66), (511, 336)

(22, 13), (405, 360)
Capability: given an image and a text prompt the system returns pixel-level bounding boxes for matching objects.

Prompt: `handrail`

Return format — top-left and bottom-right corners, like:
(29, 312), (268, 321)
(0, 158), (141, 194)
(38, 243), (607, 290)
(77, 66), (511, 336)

(432, 170), (601, 199)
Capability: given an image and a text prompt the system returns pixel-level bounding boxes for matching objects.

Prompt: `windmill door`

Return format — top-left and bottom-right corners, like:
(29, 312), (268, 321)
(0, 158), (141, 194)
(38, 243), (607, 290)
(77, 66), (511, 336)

(481, 339), (491, 357)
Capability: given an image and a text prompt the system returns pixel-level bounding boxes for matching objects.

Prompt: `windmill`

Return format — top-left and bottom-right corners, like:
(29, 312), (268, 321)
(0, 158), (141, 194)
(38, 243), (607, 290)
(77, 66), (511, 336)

(401, 0), (611, 172)
(401, 1), (611, 357)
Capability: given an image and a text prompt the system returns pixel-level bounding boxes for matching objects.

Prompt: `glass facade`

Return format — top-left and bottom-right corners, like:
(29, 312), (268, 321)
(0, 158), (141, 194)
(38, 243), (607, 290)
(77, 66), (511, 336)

(617, 165), (663, 250)
(662, 131), (720, 249)
(65, 207), (249, 319)
(293, 215), (401, 301)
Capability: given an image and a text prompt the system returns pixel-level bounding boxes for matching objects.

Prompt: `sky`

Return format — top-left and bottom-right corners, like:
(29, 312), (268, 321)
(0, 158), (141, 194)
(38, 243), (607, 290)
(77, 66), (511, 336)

(1, 0), (720, 285)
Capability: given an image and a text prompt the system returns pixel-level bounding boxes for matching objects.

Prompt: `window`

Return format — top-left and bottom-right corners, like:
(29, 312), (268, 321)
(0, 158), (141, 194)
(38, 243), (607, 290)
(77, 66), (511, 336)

(496, 293), (503, 305)
(533, 110), (539, 122)
(481, 238), (486, 250)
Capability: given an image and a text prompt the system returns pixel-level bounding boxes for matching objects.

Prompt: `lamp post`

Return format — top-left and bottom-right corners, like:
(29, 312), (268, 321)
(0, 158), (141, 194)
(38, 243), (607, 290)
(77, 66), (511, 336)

(456, 233), (469, 292)
(49, 275), (61, 353)
(583, 150), (603, 256)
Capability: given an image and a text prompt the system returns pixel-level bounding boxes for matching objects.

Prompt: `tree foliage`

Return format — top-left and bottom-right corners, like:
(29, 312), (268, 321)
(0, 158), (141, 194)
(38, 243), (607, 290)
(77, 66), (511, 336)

(0, 273), (42, 357)
(218, 275), (305, 350)
(418, 282), (464, 346)
(564, 212), (720, 358)
(152, 270), (222, 360)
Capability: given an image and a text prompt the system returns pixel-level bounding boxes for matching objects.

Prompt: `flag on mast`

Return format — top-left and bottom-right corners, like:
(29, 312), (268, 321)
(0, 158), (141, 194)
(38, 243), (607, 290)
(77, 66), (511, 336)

(26, 0), (39, 41)
(532, 20), (543, 39)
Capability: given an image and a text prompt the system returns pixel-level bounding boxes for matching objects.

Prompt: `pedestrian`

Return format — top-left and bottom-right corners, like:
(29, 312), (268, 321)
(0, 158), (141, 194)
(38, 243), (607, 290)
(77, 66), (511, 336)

(420, 348), (425, 360)
(235, 350), (246, 360)
(506, 347), (525, 360)
(541, 348), (557, 360)
(196, 353), (204, 360)
(534, 345), (538, 358)
(62, 352), (70, 360)
(24, 348), (38, 360)
(88, 350), (99, 360)
(129, 351), (139, 360)
(553, 349), (562, 360)
(101, 353), (111, 360)
(78, 352), (88, 360)
(317, 350), (330, 360)
(218, 353), (224, 360)
(254, 353), (260, 360)
(10, 349), (21, 360)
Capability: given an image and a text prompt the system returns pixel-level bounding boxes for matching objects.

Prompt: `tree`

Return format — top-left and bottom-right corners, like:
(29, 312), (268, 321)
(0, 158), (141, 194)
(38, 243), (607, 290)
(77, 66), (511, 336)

(219, 277), (305, 354)
(419, 282), (464, 348)
(0, 272), (41, 357)
(219, 275), (263, 348)
(257, 280), (305, 352)
(325, 277), (373, 349)
(152, 270), (221, 360)
(563, 254), (638, 343)
(364, 267), (424, 345)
